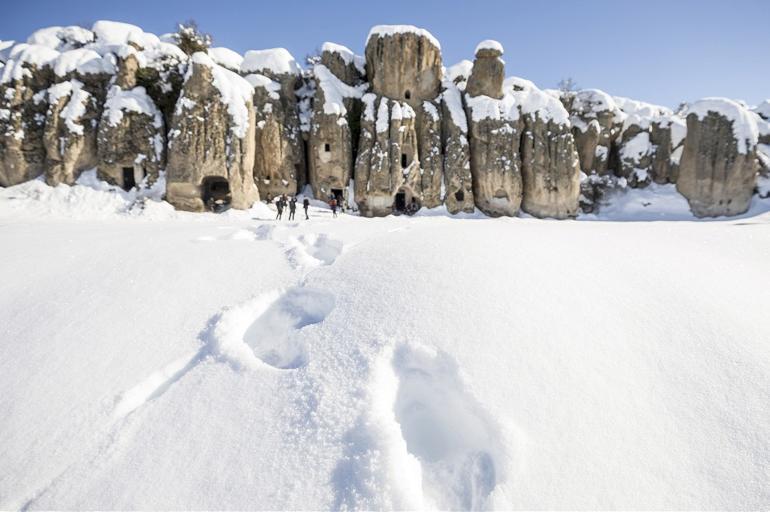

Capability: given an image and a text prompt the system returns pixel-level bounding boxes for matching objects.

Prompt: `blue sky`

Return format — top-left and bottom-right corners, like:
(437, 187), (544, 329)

(2, 0), (768, 108)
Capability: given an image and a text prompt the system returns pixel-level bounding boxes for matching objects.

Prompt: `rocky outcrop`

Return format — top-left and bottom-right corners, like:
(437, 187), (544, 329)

(242, 49), (305, 199)
(465, 41), (504, 100)
(677, 98), (759, 217)
(365, 25), (442, 107)
(440, 84), (474, 213)
(166, 52), (259, 211)
(464, 42), (522, 217)
(354, 95), (423, 216)
(307, 64), (366, 205)
(564, 89), (624, 177)
(97, 85), (165, 188)
(514, 84), (580, 219)
(650, 116), (686, 184)
(0, 46), (58, 186)
(416, 100), (443, 208)
(42, 79), (100, 185)
(320, 42), (365, 86)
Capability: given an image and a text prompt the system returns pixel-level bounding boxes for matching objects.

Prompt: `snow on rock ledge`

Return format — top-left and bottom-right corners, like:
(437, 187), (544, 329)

(241, 48), (301, 76)
(685, 97), (758, 154)
(475, 39), (504, 56)
(366, 25), (441, 50)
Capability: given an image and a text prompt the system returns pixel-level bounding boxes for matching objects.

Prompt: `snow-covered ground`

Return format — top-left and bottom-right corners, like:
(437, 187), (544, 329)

(1, 178), (770, 509)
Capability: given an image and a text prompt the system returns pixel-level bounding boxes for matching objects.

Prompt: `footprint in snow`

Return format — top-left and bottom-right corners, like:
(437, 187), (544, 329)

(286, 233), (343, 269)
(392, 344), (505, 510)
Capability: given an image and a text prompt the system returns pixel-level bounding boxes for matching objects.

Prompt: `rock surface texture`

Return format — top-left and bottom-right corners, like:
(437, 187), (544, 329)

(1, 20), (767, 218)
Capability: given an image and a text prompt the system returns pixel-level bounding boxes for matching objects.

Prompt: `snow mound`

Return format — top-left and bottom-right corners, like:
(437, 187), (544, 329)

(686, 97), (759, 154)
(189, 52), (255, 139)
(475, 39), (504, 55)
(445, 59), (473, 90)
(321, 42), (366, 75)
(103, 85), (163, 128)
(244, 73), (281, 99)
(465, 92), (519, 123)
(0, 171), (174, 220)
(614, 95), (672, 130)
(313, 64), (368, 117)
(27, 26), (94, 51)
(53, 48), (114, 77)
(510, 82), (570, 125)
(91, 20), (158, 48)
(0, 44), (60, 84)
(241, 48), (301, 76)
(208, 47), (243, 70)
(47, 79), (90, 135)
(367, 25), (441, 50)
(753, 100), (770, 121)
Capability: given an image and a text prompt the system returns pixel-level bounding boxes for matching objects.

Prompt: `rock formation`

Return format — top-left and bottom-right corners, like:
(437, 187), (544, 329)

(166, 52), (259, 211)
(677, 98), (759, 217)
(1, 20), (768, 219)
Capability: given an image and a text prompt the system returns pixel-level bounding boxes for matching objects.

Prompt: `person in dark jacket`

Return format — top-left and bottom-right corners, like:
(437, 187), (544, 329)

(288, 197), (297, 220)
(275, 197), (284, 220)
(330, 197), (337, 218)
(303, 198), (310, 219)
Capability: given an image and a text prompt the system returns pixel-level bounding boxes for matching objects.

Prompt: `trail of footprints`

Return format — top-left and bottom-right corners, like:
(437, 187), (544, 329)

(114, 222), (507, 508)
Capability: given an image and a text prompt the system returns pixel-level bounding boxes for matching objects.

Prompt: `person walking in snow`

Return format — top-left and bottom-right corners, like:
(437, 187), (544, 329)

(275, 197), (284, 220)
(330, 197), (337, 218)
(288, 197), (297, 220)
(303, 197), (310, 220)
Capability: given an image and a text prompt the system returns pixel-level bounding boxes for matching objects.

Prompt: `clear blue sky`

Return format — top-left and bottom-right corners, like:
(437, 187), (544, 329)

(2, 0), (768, 108)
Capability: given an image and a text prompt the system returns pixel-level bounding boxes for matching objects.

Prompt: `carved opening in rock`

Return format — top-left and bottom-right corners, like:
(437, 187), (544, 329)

(394, 191), (406, 212)
(324, 143), (331, 152)
(494, 189), (509, 199)
(122, 167), (136, 191)
(455, 190), (465, 202)
(404, 90), (411, 100)
(331, 188), (344, 204)
(401, 153), (408, 169)
(202, 177), (231, 212)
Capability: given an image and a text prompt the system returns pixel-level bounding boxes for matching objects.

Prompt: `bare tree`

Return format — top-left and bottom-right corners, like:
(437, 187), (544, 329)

(557, 77), (579, 93)
(175, 20), (212, 55)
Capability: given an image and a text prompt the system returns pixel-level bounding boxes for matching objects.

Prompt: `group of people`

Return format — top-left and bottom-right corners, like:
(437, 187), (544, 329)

(273, 194), (309, 221)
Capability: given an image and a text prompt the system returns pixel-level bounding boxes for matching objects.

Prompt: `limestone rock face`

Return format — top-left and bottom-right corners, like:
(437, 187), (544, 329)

(97, 85), (165, 188)
(465, 41), (504, 100)
(320, 43), (365, 86)
(307, 64), (366, 204)
(440, 84), (474, 213)
(465, 93), (523, 216)
(43, 79), (100, 185)
(416, 100), (443, 208)
(677, 99), (759, 217)
(565, 89), (623, 176)
(166, 52), (259, 212)
(514, 86), (580, 219)
(0, 57), (56, 186)
(354, 94), (422, 216)
(650, 116), (686, 184)
(248, 73), (305, 199)
(365, 25), (442, 107)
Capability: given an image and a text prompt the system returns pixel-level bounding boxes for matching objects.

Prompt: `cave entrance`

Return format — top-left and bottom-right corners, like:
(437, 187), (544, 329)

(122, 167), (136, 190)
(202, 177), (231, 213)
(331, 188), (344, 204)
(455, 190), (465, 202)
(394, 191), (406, 213)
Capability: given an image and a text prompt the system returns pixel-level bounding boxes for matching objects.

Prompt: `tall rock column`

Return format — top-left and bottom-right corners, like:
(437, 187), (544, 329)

(166, 52), (259, 212)
(677, 98), (759, 217)
(464, 41), (522, 217)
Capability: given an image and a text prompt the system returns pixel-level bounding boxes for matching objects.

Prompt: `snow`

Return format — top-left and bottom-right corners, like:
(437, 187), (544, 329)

(507, 79), (570, 125)
(103, 85), (163, 129)
(441, 84), (468, 133)
(312, 64), (367, 117)
(321, 42), (366, 75)
(686, 97), (759, 154)
(753, 99), (770, 120)
(465, 92), (519, 123)
(188, 52), (255, 139)
(208, 47), (243, 71)
(53, 48), (114, 77)
(445, 59), (473, 90)
(620, 131), (652, 161)
(27, 26), (94, 51)
(91, 20), (155, 48)
(570, 88), (625, 125)
(244, 73), (281, 100)
(614, 95), (672, 130)
(241, 48), (301, 76)
(0, 44), (60, 84)
(475, 39), (504, 55)
(422, 100), (439, 122)
(367, 25), (441, 50)
(1, 173), (770, 509)
(47, 80), (90, 135)
(0, 40), (15, 62)
(376, 97), (390, 133)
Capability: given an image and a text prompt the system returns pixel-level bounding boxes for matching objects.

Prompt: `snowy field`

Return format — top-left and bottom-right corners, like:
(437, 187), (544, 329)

(1, 178), (770, 510)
